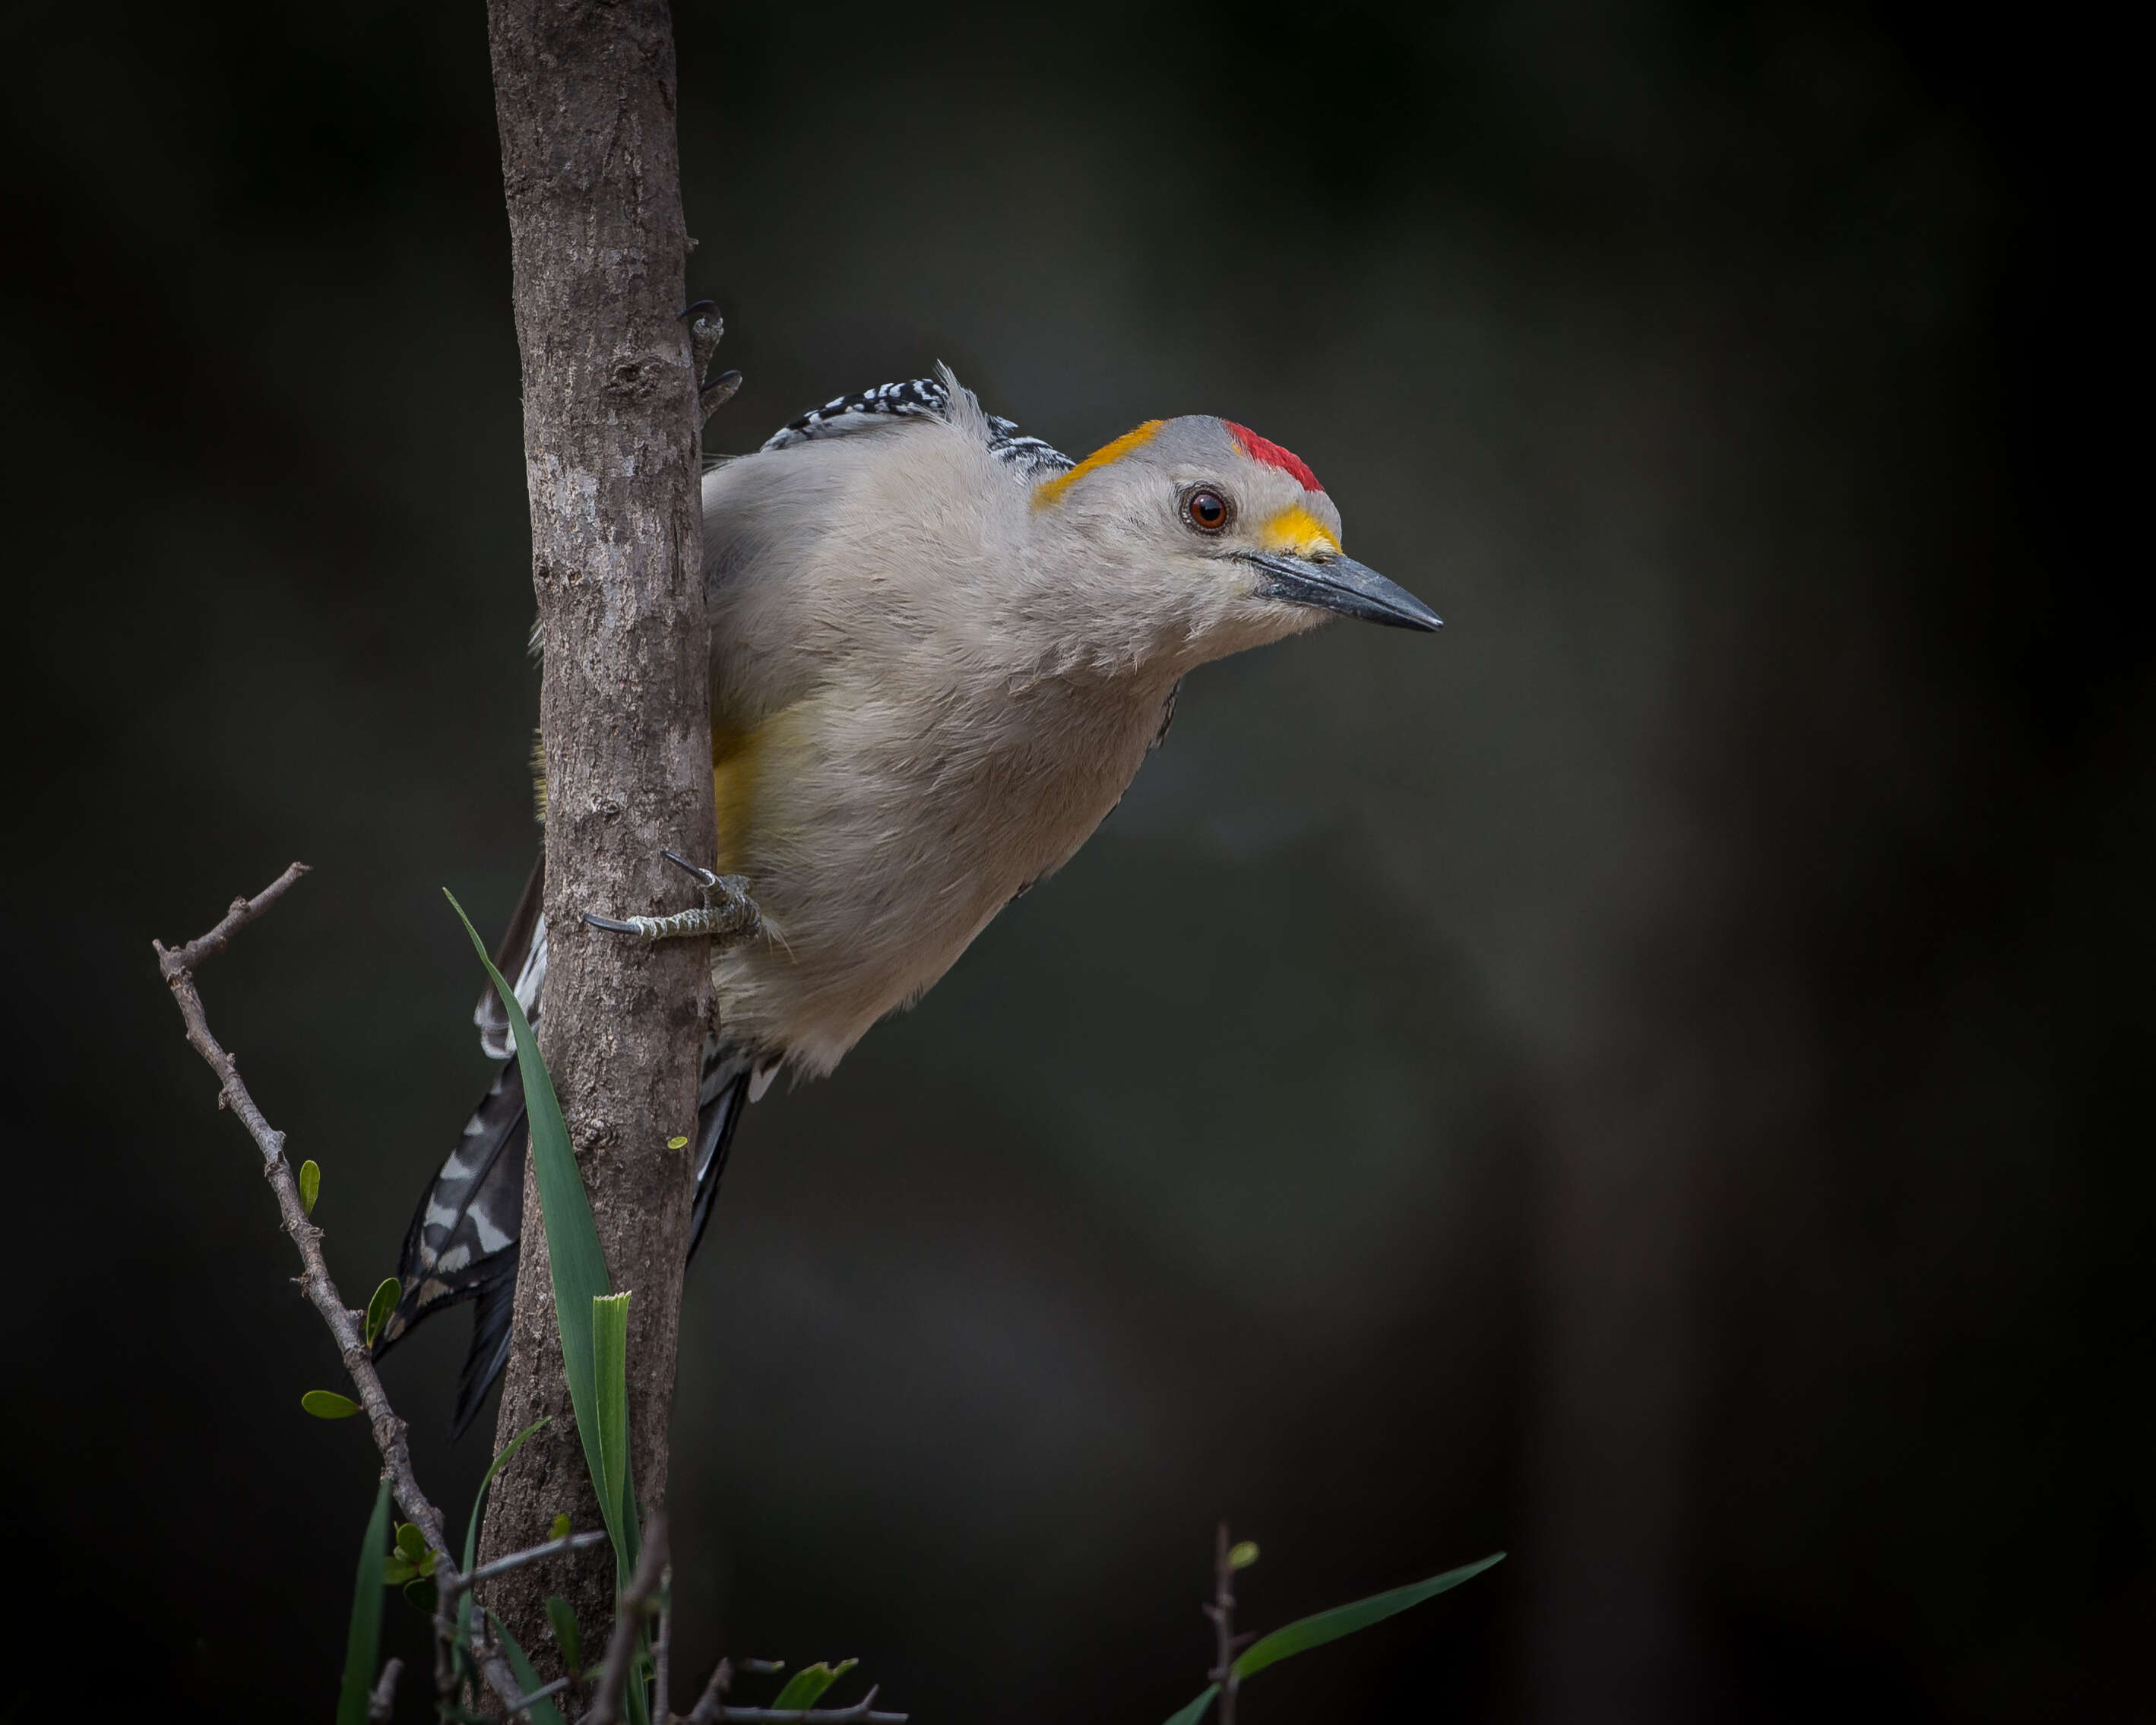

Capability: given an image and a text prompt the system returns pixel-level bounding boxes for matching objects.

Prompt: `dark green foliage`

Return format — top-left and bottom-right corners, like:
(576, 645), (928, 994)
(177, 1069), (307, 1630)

(1233, 1552), (1505, 1680)
(1159, 1552), (1505, 1724)
(770, 1659), (856, 1711)
(447, 889), (639, 1583)
(489, 1611), (568, 1725)
(363, 1276), (400, 1347)
(546, 1594), (584, 1676)
(334, 1477), (390, 1725)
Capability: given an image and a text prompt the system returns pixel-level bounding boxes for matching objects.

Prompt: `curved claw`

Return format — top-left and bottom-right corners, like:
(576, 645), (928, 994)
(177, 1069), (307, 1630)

(662, 848), (720, 888)
(584, 912), (646, 936)
(676, 299), (717, 321)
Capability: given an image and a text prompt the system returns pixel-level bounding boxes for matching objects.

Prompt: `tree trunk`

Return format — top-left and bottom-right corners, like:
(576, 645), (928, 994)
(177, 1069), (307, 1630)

(479, 0), (711, 1679)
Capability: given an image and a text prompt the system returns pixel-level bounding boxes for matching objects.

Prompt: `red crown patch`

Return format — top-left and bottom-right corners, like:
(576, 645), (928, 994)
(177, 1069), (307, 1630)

(1223, 420), (1322, 494)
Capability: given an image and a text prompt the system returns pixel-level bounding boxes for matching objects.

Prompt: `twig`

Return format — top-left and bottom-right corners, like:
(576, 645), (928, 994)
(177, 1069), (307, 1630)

(582, 1513), (670, 1725)
(674, 1663), (907, 1724)
(450, 1529), (613, 1595)
(480, 1640), (540, 1720)
(507, 1675), (574, 1714)
(154, 869), (500, 1719)
(681, 1657), (731, 1725)
(708, 1697), (906, 1723)
(369, 1656), (404, 1721)
(159, 861), (312, 971)
(152, 866), (457, 1578)
(1204, 1523), (1242, 1725)
(653, 1562), (674, 1721)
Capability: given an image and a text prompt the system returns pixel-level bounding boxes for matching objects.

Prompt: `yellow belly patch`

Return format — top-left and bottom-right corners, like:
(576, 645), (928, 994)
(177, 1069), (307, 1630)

(711, 720), (764, 873)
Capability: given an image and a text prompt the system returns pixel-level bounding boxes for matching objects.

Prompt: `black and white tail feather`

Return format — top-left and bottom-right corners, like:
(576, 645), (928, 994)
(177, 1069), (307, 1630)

(373, 859), (769, 1438)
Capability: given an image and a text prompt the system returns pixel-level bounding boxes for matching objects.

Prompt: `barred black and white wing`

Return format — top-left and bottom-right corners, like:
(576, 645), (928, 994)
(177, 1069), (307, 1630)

(762, 372), (1075, 482)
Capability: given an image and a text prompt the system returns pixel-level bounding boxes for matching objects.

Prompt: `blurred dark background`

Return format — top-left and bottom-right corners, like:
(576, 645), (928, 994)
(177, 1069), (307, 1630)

(2, 1), (2143, 1719)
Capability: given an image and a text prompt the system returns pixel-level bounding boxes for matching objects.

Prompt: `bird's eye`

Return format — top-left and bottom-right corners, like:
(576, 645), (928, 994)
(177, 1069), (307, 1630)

(1184, 487), (1230, 533)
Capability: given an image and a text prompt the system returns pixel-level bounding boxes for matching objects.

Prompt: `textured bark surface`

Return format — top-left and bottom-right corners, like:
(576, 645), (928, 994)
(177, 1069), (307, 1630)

(479, 0), (711, 1672)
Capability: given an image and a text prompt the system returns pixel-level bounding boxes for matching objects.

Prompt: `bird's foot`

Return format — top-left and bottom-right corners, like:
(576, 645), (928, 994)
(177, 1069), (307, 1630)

(585, 850), (762, 948)
(678, 300), (740, 429)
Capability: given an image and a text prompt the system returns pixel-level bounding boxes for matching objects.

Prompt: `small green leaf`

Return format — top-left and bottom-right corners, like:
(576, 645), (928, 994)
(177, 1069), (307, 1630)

(487, 1613), (568, 1725)
(770, 1660), (856, 1711)
(1231, 1552), (1506, 1682)
(382, 1556), (417, 1586)
(548, 1513), (572, 1542)
(299, 1159), (321, 1215)
(666, 1135), (689, 1150)
(335, 1477), (391, 1725)
(365, 1277), (400, 1347)
(546, 1594), (583, 1675)
(1160, 1684), (1219, 1725)
(1228, 1540), (1260, 1571)
(403, 1577), (437, 1614)
(302, 1390), (362, 1420)
(395, 1523), (426, 1564)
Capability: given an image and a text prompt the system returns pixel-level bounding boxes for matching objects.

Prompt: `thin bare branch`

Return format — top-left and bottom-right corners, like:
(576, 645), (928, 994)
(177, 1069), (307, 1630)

(581, 1513), (669, 1725)
(368, 1655), (404, 1722)
(480, 1641), (540, 1720)
(156, 860), (311, 973)
(1205, 1522), (1243, 1725)
(681, 1657), (731, 1725)
(653, 1562), (674, 1722)
(507, 1674), (574, 1714)
(708, 1695), (907, 1723)
(451, 1529), (613, 1595)
(152, 868), (457, 1583)
(674, 1665), (908, 1724)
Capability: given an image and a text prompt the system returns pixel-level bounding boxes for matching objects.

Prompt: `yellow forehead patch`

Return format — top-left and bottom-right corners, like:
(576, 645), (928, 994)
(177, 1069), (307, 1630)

(1031, 419), (1165, 508)
(1258, 504), (1341, 557)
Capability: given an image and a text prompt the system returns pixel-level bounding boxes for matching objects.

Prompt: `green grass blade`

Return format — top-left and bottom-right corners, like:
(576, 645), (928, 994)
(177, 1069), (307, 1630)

(488, 1611), (570, 1725)
(1231, 1551), (1506, 1682)
(592, 1290), (635, 1577)
(771, 1659), (856, 1711)
(334, 1477), (392, 1725)
(458, 1415), (552, 1644)
(463, 1416), (554, 1571)
(446, 888), (629, 1568)
(1159, 1683), (1219, 1725)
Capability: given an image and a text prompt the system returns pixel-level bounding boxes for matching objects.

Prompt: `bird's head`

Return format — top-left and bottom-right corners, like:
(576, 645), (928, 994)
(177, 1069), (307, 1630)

(1027, 413), (1440, 666)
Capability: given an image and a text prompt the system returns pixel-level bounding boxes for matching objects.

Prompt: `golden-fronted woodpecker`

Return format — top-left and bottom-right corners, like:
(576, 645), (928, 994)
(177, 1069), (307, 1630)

(375, 364), (1441, 1432)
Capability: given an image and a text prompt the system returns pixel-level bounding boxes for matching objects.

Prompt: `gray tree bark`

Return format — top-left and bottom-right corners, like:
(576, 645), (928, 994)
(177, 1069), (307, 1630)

(479, 0), (711, 1676)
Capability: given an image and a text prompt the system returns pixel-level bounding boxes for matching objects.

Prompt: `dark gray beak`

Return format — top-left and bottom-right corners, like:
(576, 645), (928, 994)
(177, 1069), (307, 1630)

(1244, 552), (1443, 632)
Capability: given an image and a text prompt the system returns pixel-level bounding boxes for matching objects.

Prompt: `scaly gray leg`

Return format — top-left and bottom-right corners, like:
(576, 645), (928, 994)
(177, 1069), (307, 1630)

(586, 850), (762, 946)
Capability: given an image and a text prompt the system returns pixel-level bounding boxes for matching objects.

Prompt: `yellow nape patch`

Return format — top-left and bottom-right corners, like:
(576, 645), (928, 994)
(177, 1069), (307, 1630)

(1258, 505), (1342, 557)
(1031, 419), (1166, 508)
(711, 720), (764, 873)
